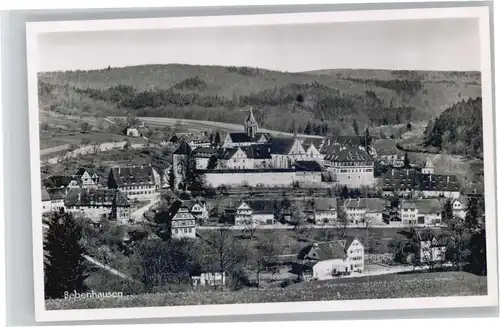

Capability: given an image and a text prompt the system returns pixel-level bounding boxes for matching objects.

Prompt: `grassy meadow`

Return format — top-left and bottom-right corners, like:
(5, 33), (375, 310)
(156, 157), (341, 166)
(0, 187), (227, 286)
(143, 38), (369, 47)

(45, 271), (487, 310)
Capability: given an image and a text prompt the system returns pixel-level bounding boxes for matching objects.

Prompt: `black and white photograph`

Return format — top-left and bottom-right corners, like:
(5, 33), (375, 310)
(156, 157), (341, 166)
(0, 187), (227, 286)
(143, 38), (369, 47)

(26, 7), (498, 322)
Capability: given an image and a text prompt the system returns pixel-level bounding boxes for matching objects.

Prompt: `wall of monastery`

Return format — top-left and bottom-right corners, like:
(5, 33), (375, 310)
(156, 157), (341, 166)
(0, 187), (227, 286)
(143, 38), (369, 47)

(205, 171), (298, 187)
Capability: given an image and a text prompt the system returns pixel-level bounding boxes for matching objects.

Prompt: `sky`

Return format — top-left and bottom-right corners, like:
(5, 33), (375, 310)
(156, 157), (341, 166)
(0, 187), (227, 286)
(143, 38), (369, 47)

(36, 17), (481, 72)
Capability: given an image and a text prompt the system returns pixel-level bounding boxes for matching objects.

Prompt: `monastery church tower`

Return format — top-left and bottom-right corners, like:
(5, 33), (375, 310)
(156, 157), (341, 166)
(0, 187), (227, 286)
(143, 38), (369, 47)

(245, 108), (259, 139)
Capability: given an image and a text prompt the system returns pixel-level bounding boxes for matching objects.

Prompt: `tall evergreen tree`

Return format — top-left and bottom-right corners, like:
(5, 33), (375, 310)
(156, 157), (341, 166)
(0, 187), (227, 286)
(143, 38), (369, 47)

(44, 210), (88, 299)
(209, 133), (214, 145)
(214, 131), (221, 146)
(442, 199), (454, 223)
(304, 122), (312, 135)
(403, 152), (411, 168)
(352, 120), (360, 136)
(465, 197), (480, 230)
(364, 128), (372, 148)
(206, 155), (218, 170)
(184, 155), (205, 192)
(168, 166), (176, 190)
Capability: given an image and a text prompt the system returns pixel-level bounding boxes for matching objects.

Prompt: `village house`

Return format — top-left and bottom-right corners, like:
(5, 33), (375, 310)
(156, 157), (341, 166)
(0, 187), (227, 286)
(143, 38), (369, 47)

(439, 196), (469, 220)
(47, 188), (66, 212)
(170, 205), (197, 239)
(107, 164), (162, 200)
(72, 168), (100, 189)
(41, 187), (52, 214)
(190, 271), (227, 288)
(64, 188), (130, 223)
(305, 198), (337, 225)
(418, 232), (447, 265)
(399, 199), (443, 226)
(294, 237), (364, 281)
(343, 198), (388, 225)
(190, 201), (210, 222)
(235, 200), (275, 226)
(42, 175), (78, 190)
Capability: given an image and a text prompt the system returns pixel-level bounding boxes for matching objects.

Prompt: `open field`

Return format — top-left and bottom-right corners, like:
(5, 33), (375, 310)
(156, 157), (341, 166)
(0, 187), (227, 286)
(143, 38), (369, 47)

(122, 116), (324, 139)
(40, 130), (148, 151)
(45, 271), (486, 310)
(196, 227), (420, 255)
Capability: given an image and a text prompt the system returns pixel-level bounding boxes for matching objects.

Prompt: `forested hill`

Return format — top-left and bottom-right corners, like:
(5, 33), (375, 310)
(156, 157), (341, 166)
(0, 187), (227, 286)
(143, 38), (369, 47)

(423, 97), (483, 158)
(38, 64), (481, 135)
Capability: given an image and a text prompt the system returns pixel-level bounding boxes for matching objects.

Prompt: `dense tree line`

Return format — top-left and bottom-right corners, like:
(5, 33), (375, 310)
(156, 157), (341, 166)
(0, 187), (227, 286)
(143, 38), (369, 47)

(343, 77), (423, 96)
(423, 97), (483, 158)
(70, 80), (418, 133)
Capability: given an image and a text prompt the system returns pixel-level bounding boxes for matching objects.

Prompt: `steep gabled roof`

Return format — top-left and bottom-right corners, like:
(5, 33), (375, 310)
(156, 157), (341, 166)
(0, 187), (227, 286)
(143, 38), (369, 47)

(41, 187), (51, 201)
(173, 141), (192, 155)
(270, 137), (296, 155)
(297, 241), (347, 261)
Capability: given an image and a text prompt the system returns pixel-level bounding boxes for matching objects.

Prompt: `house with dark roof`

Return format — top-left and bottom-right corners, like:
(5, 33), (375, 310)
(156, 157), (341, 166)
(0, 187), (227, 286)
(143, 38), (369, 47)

(107, 164), (161, 200)
(47, 188), (67, 212)
(64, 188), (130, 223)
(380, 167), (461, 199)
(305, 198), (337, 225)
(317, 139), (375, 187)
(42, 175), (79, 190)
(41, 187), (52, 214)
(294, 237), (364, 281)
(235, 200), (276, 226)
(373, 139), (405, 167)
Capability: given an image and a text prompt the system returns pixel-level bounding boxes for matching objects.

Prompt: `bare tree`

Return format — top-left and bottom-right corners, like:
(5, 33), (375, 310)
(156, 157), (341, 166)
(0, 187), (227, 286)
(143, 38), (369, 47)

(336, 206), (349, 237)
(251, 235), (279, 287)
(202, 226), (248, 289)
(243, 219), (259, 240)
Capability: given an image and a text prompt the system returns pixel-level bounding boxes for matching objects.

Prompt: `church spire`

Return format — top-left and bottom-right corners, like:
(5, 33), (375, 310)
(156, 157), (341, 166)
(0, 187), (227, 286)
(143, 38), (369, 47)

(245, 107), (258, 139)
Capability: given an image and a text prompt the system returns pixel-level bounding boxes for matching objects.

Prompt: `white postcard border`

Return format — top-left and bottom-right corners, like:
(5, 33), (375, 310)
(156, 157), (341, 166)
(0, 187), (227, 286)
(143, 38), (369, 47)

(26, 6), (498, 323)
